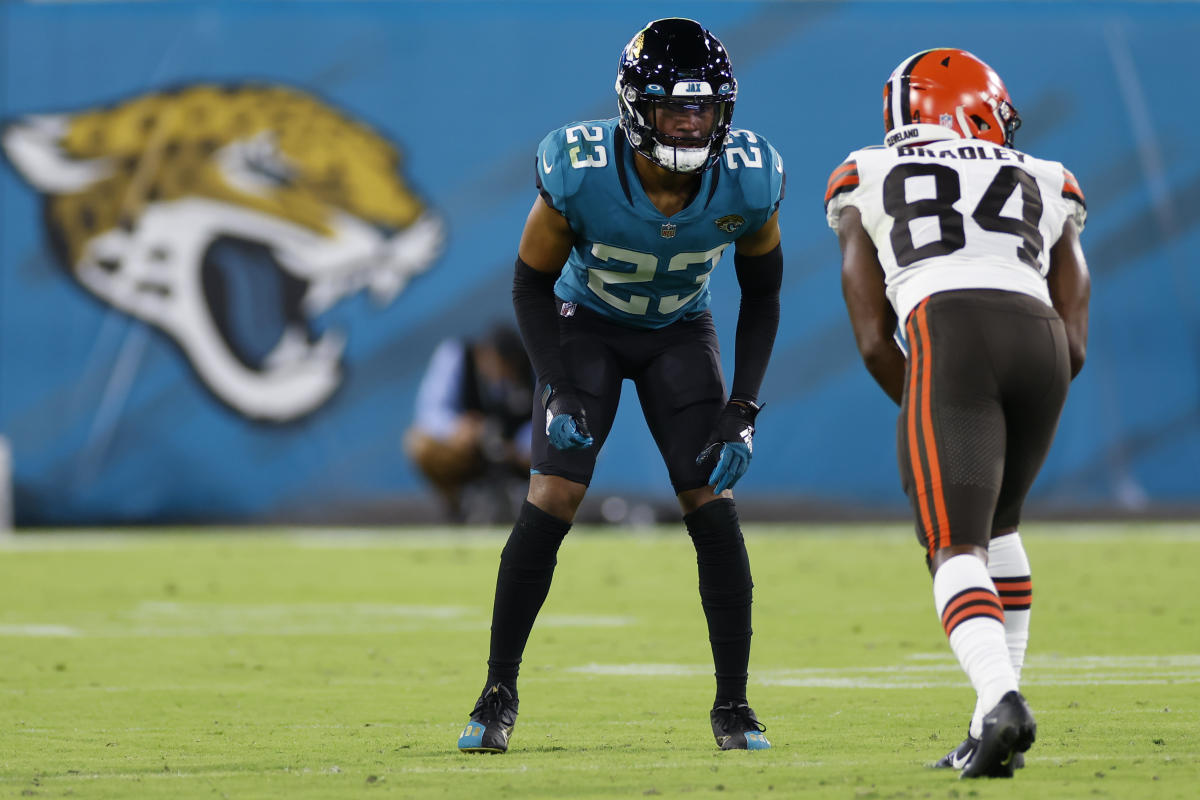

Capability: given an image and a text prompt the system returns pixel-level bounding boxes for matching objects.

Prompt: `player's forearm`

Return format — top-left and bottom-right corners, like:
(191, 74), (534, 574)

(1048, 222), (1090, 379)
(846, 302), (904, 405)
(511, 256), (569, 390)
(1049, 275), (1089, 379)
(730, 244), (783, 402)
(731, 297), (779, 402)
(861, 342), (905, 406)
(1056, 299), (1088, 379)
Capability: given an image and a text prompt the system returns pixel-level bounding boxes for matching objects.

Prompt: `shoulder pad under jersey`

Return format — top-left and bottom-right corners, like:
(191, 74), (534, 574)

(824, 147), (873, 229)
(534, 120), (615, 213)
(824, 156), (860, 211)
(722, 128), (786, 217)
(1061, 165), (1087, 231)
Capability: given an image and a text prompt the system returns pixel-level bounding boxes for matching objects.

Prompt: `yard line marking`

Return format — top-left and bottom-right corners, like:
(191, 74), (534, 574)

(290, 529), (509, 548)
(132, 601), (473, 619)
(0, 624), (80, 637)
(568, 663), (710, 677)
(0, 534), (141, 551)
(0, 603), (632, 638)
(538, 614), (633, 627)
(759, 676), (1200, 688)
(907, 652), (1200, 668)
(567, 655), (1200, 688)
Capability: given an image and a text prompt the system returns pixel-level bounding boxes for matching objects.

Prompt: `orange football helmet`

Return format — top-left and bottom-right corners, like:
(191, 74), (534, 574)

(883, 48), (1021, 147)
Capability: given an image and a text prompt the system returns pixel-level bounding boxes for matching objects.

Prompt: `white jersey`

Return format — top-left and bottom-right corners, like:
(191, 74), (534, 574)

(825, 136), (1086, 325)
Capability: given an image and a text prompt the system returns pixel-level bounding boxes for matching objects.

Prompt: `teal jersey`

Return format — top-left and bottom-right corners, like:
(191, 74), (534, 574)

(535, 118), (785, 329)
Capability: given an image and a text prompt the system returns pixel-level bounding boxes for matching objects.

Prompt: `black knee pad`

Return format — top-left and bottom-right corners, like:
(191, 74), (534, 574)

(684, 499), (754, 601)
(499, 501), (571, 578)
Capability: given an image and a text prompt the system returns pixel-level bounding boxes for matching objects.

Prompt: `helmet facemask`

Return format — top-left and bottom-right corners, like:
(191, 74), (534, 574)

(994, 98), (1022, 148)
(618, 85), (734, 173)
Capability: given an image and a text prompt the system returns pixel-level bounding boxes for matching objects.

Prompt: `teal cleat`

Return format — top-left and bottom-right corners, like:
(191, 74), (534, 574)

(457, 683), (518, 754)
(710, 701), (771, 751)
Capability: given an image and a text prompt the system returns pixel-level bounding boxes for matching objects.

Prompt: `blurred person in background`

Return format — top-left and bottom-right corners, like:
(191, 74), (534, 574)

(827, 49), (1090, 778)
(404, 323), (534, 524)
(456, 18), (785, 754)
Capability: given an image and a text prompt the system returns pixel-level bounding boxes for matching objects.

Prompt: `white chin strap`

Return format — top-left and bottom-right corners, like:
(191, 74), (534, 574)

(653, 142), (709, 173)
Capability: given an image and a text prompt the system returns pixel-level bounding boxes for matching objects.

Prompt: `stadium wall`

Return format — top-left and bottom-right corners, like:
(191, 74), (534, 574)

(1, 1), (1196, 524)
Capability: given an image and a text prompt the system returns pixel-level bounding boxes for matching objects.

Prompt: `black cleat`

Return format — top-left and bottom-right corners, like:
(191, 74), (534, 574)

(710, 702), (771, 750)
(960, 691), (1036, 778)
(457, 683), (518, 754)
(934, 734), (1024, 770)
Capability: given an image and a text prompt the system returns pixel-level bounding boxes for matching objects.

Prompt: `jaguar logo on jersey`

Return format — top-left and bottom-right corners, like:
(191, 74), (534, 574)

(714, 214), (745, 234)
(1, 84), (444, 422)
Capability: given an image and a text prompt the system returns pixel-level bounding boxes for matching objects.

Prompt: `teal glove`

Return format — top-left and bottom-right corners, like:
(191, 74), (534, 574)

(696, 400), (760, 493)
(542, 385), (594, 451)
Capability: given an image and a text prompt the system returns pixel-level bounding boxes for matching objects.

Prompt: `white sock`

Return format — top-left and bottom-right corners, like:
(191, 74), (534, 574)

(988, 532), (1032, 683)
(933, 554), (1018, 738)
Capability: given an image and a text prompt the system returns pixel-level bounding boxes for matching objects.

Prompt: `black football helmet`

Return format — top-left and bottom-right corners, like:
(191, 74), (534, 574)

(615, 18), (736, 173)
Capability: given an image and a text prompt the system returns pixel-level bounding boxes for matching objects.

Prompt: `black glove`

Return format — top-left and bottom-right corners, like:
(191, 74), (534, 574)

(696, 399), (761, 493)
(541, 385), (594, 451)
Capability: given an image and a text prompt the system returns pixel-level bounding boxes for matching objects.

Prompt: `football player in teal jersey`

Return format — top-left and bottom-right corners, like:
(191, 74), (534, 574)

(457, 18), (785, 754)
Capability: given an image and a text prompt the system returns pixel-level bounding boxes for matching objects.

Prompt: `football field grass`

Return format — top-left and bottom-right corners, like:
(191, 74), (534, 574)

(1, 522), (1197, 799)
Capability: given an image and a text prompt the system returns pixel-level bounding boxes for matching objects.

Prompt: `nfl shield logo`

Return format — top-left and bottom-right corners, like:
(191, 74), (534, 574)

(660, 223), (676, 238)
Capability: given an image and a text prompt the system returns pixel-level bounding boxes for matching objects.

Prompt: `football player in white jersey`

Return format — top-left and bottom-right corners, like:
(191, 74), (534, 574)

(825, 48), (1090, 778)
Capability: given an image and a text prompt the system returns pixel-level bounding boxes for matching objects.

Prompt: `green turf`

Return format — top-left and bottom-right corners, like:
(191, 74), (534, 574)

(1, 522), (1197, 798)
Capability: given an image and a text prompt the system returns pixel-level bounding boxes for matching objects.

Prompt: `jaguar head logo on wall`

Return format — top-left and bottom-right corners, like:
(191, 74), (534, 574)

(2, 84), (444, 422)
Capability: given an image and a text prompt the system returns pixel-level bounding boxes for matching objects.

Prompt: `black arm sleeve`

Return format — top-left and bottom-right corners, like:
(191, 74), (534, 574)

(512, 256), (568, 394)
(730, 243), (783, 403)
